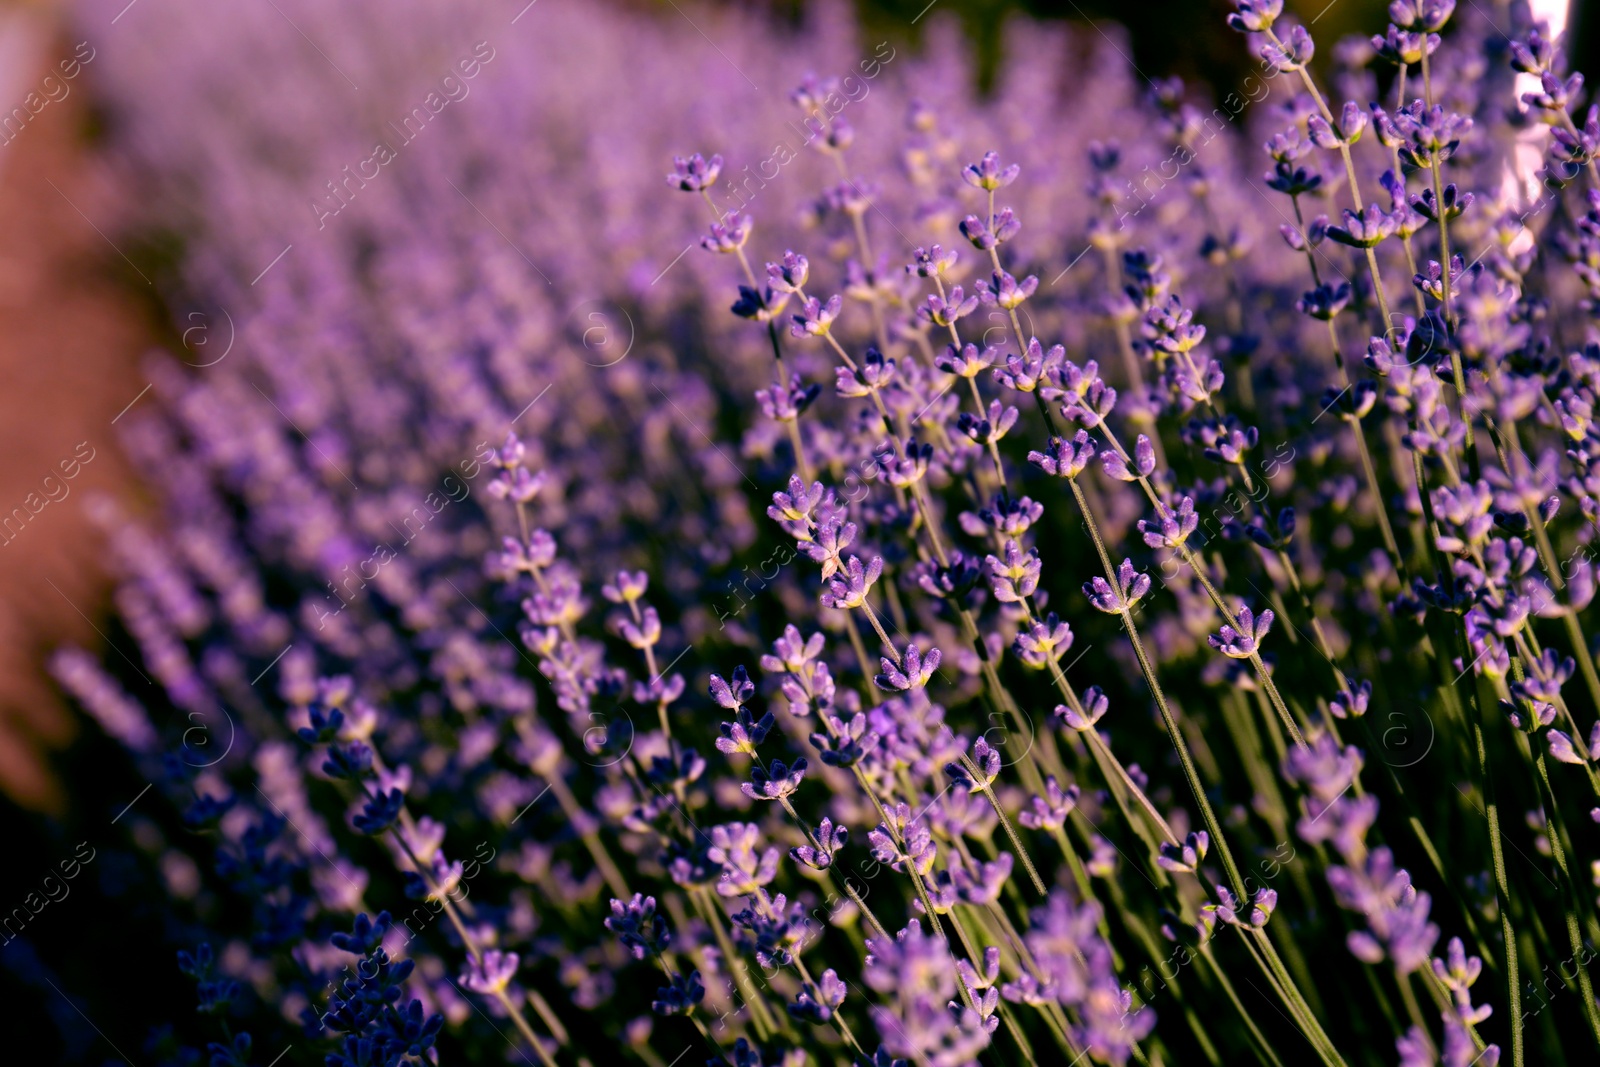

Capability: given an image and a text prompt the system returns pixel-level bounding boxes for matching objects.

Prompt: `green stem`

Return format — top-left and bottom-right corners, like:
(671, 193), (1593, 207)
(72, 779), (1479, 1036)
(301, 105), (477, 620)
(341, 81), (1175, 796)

(1068, 478), (1249, 898)
(1533, 749), (1600, 1048)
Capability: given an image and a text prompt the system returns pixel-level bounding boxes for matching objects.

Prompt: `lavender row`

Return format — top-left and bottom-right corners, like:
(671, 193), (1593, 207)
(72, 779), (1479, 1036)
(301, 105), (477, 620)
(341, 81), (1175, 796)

(44, 0), (1600, 1065)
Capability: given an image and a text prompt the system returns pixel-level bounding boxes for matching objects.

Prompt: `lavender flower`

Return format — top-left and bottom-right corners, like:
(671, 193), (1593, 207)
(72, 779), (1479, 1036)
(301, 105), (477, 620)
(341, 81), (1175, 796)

(1056, 685), (1110, 732)
(962, 150), (1020, 190)
(876, 643), (941, 691)
(1209, 605), (1274, 658)
(1085, 559), (1152, 614)
(668, 152), (722, 191)
(789, 817), (848, 871)
(49, 4), (1600, 1063)
(1156, 831), (1210, 874)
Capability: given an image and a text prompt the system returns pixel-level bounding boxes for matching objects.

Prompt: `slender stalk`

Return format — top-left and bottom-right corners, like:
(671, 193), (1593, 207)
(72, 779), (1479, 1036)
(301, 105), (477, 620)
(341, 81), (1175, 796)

(694, 886), (780, 1040)
(1396, 968), (1431, 1043)
(1068, 478), (1249, 897)
(1532, 748), (1600, 1047)
(362, 780), (562, 1067)
(786, 926), (868, 1058)
(1263, 28), (1393, 335)
(1068, 469), (1346, 1063)
(1201, 943), (1288, 1067)
(1460, 652), (1523, 1067)
(954, 750), (1046, 894)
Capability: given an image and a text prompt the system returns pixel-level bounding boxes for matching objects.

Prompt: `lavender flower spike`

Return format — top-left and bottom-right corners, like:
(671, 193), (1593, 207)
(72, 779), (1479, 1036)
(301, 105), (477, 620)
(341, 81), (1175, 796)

(1209, 605), (1274, 658)
(1084, 559), (1153, 614)
(875, 643), (941, 691)
(962, 150), (1020, 190)
(668, 152), (723, 191)
(462, 950), (520, 995)
(1056, 685), (1110, 732)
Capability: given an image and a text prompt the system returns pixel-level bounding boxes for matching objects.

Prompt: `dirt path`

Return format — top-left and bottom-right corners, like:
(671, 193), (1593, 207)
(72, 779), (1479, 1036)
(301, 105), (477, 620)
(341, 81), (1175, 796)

(0, 13), (151, 810)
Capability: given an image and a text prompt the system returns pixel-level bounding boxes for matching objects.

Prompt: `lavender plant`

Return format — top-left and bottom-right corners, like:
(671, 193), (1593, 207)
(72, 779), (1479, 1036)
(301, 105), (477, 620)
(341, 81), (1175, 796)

(39, 0), (1600, 1064)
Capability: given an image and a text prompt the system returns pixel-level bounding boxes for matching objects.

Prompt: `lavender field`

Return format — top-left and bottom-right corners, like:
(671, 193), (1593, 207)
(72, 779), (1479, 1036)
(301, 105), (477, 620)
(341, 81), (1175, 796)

(9, 0), (1600, 1064)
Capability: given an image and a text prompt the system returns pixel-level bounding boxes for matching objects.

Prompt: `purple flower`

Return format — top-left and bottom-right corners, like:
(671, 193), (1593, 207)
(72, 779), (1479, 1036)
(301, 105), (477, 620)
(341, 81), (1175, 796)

(667, 152), (722, 191)
(1330, 679), (1373, 719)
(821, 555), (883, 610)
(958, 399), (1019, 446)
(1156, 831), (1210, 874)
(331, 742), (377, 783)
(742, 757), (807, 800)
(716, 707), (774, 757)
(1052, 359), (1118, 427)
(1139, 497), (1199, 549)
(651, 970), (704, 1015)
(1055, 685), (1110, 732)
(700, 214), (751, 254)
(600, 570), (648, 604)
(962, 150), (1020, 190)
(790, 294), (843, 338)
(918, 286), (980, 327)
(799, 514), (859, 579)
(1548, 727), (1595, 765)
(978, 269), (1038, 310)
(907, 244), (958, 278)
(461, 949), (519, 995)
(1205, 885), (1278, 928)
(959, 213), (998, 251)
(732, 284), (791, 322)
(1510, 29), (1554, 75)
(1332, 849), (1439, 973)
(1260, 24), (1314, 72)
(707, 823), (781, 896)
(1029, 430), (1097, 478)
(761, 625), (825, 673)
(1209, 605), (1274, 658)
(836, 348), (897, 398)
(768, 475), (824, 536)
(1432, 937), (1493, 1025)
(1084, 559), (1152, 614)
(790, 968), (848, 1024)
(875, 643), (941, 691)
(755, 371), (820, 422)
(1394, 102), (1472, 168)
(1265, 127), (1313, 163)
(811, 712), (880, 767)
(616, 604), (661, 649)
(1307, 102), (1368, 149)
(709, 665), (755, 710)
(1325, 203), (1396, 248)
(1102, 434), (1156, 483)
(1018, 776), (1082, 830)
(936, 342), (996, 379)
(766, 251), (809, 293)
(985, 540), (1041, 603)
(1267, 161), (1325, 196)
(1297, 282), (1352, 320)
(954, 852), (1013, 905)
(1412, 182), (1473, 223)
(1226, 0), (1283, 33)
(946, 737), (1001, 793)
(790, 817), (848, 870)
(1014, 613), (1073, 669)
(995, 338), (1062, 393)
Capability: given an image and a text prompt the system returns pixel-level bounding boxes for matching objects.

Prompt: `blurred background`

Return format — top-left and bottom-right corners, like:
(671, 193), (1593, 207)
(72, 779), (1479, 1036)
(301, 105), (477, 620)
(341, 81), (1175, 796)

(0, 0), (1412, 809)
(0, 0), (1579, 1056)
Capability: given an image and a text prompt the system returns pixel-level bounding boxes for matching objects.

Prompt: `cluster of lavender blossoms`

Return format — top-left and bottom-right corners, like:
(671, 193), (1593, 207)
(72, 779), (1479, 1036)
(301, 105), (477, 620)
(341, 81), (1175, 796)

(45, 0), (1600, 1064)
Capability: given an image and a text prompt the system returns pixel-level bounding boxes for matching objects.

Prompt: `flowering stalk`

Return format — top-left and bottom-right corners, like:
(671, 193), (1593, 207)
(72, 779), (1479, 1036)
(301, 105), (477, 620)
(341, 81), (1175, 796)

(352, 777), (560, 1067)
(1066, 474), (1345, 1064)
